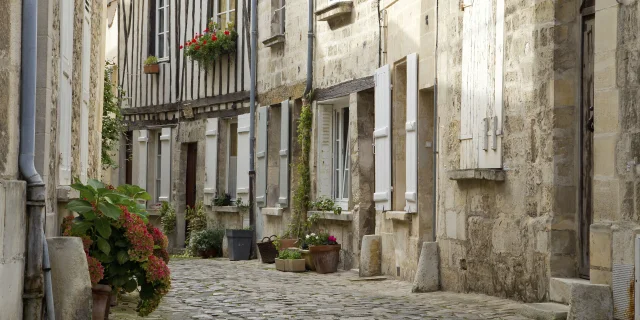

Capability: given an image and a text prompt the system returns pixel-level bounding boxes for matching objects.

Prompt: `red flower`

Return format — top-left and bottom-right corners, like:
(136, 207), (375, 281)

(211, 35), (217, 41)
(204, 28), (209, 33)
(86, 254), (104, 286)
(224, 30), (230, 35)
(203, 40), (207, 45)
(195, 45), (200, 50)
(179, 45), (183, 50)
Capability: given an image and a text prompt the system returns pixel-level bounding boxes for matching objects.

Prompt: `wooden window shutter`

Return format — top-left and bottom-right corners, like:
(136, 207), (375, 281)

(278, 100), (290, 207)
(236, 114), (251, 198)
(373, 64), (392, 211)
(137, 130), (149, 191)
(58, 0), (74, 186)
(405, 53), (418, 213)
(316, 104), (333, 198)
(461, 0), (504, 169)
(204, 118), (219, 205)
(159, 128), (172, 202)
(256, 106), (268, 206)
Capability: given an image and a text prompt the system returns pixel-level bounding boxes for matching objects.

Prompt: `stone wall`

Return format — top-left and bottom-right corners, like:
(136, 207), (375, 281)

(0, 0), (22, 180)
(434, 0), (580, 302)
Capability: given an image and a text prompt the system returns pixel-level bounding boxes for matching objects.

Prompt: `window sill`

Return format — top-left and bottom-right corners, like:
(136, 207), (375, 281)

(308, 211), (353, 221)
(448, 169), (506, 182)
(315, 1), (353, 22)
(262, 34), (285, 47)
(261, 207), (284, 216)
(211, 206), (243, 213)
(385, 211), (414, 222)
(57, 185), (79, 203)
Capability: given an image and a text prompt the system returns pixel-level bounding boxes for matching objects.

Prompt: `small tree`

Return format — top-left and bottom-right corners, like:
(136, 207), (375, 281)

(102, 61), (124, 169)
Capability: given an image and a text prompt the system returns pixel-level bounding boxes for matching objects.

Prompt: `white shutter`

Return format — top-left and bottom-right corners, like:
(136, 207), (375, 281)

(204, 118), (219, 205)
(80, 6), (91, 183)
(374, 65), (392, 211)
(461, 0), (503, 169)
(159, 128), (171, 201)
(405, 53), (418, 213)
(236, 114), (250, 198)
(278, 100), (290, 207)
(316, 104), (333, 198)
(58, 0), (74, 186)
(256, 106), (268, 206)
(137, 130), (149, 190)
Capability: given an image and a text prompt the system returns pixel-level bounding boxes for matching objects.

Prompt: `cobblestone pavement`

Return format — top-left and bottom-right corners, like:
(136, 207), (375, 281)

(111, 258), (535, 320)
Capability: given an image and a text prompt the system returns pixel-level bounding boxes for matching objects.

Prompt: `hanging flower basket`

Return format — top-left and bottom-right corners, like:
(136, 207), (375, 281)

(182, 21), (237, 67)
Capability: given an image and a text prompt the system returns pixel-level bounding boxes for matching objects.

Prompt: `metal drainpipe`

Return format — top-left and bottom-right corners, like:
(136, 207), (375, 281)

(431, 0), (439, 242)
(304, 0), (314, 96)
(249, 0), (258, 257)
(20, 0), (49, 319)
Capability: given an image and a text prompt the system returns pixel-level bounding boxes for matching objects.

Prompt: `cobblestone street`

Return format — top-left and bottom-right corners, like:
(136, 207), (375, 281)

(111, 258), (536, 320)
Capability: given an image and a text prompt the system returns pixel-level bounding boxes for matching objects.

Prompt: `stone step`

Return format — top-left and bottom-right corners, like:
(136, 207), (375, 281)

(549, 277), (591, 305)
(516, 302), (569, 320)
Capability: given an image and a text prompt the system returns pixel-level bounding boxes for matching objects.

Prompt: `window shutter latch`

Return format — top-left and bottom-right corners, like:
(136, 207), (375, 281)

(491, 116), (498, 151)
(483, 118), (489, 151)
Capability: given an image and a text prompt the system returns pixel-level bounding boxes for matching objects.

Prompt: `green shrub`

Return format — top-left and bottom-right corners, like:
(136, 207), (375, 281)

(159, 202), (176, 235)
(144, 56), (158, 66)
(278, 249), (302, 260)
(188, 228), (224, 257)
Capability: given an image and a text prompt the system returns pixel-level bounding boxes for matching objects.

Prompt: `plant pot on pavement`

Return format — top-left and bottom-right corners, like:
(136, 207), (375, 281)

(257, 235), (278, 263)
(226, 229), (253, 261)
(278, 238), (298, 250)
(309, 244), (341, 274)
(274, 258), (306, 272)
(199, 248), (218, 259)
(109, 292), (118, 307)
(300, 249), (316, 271)
(92, 284), (112, 320)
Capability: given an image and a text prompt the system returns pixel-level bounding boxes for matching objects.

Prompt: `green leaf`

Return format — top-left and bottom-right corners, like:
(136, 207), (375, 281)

(70, 221), (92, 235)
(111, 275), (128, 287)
(115, 240), (128, 247)
(67, 200), (94, 214)
(82, 210), (97, 221)
(88, 179), (105, 190)
(116, 251), (129, 264)
(71, 183), (97, 201)
(124, 278), (138, 293)
(96, 237), (111, 255)
(134, 191), (151, 201)
(95, 219), (112, 238)
(103, 192), (128, 205)
(98, 202), (122, 220)
(93, 251), (114, 263)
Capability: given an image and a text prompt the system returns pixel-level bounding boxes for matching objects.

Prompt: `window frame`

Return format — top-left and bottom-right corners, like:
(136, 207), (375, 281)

(226, 119), (239, 200)
(332, 106), (350, 210)
(216, 0), (236, 28)
(156, 0), (170, 61)
(273, 0), (285, 35)
(155, 131), (162, 203)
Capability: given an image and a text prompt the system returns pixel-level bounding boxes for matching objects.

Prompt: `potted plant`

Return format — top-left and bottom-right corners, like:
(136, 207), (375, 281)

(306, 232), (340, 274)
(226, 198), (252, 261)
(275, 249), (306, 272)
(188, 228), (224, 258)
(159, 201), (177, 248)
(182, 21), (238, 67)
(62, 180), (171, 318)
(143, 56), (159, 74)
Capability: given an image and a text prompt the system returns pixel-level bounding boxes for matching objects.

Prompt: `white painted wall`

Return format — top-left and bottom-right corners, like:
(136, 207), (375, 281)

(0, 181), (26, 320)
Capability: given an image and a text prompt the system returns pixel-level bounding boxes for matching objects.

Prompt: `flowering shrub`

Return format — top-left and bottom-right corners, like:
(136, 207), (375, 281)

(181, 21), (237, 66)
(304, 232), (338, 246)
(62, 179), (171, 317)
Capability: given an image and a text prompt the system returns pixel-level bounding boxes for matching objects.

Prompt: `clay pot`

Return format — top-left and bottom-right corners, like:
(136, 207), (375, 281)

(199, 248), (218, 259)
(109, 292), (118, 307)
(278, 239), (298, 250)
(274, 258), (306, 272)
(92, 284), (112, 320)
(143, 64), (160, 74)
(309, 244), (341, 274)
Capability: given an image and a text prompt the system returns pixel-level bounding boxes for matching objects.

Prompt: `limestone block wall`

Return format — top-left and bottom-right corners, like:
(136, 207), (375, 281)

(0, 0), (22, 180)
(590, 1), (640, 293)
(313, 0), (379, 88)
(435, 0), (581, 302)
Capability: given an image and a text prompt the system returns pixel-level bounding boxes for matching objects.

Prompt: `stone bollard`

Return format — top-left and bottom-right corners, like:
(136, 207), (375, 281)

(47, 237), (92, 320)
(412, 242), (439, 293)
(359, 235), (381, 277)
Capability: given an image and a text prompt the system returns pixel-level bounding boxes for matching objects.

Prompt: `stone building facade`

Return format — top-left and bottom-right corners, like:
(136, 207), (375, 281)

(0, 0), (108, 317)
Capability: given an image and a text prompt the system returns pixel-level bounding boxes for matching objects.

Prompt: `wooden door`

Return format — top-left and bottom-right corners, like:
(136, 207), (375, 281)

(579, 14), (595, 279)
(186, 143), (198, 210)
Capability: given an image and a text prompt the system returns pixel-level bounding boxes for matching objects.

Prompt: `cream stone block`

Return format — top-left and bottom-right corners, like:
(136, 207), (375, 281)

(595, 8), (618, 54)
(590, 224), (612, 269)
(596, 0), (619, 11)
(594, 89), (619, 134)
(445, 211), (457, 239)
(593, 134), (616, 177)
(554, 79), (576, 106)
(594, 50), (616, 91)
(419, 56), (435, 89)
(593, 179), (620, 221)
(590, 269), (612, 286)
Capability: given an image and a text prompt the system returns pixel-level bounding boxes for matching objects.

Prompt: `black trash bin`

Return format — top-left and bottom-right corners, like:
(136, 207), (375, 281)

(226, 229), (253, 261)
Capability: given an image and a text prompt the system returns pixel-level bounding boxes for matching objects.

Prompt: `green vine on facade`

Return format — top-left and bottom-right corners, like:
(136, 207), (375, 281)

(286, 100), (313, 240)
(102, 62), (124, 169)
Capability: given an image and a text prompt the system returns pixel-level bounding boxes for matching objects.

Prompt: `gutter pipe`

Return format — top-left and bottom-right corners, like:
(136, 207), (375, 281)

(249, 0), (258, 256)
(431, 0), (438, 242)
(20, 0), (52, 319)
(304, 0), (314, 96)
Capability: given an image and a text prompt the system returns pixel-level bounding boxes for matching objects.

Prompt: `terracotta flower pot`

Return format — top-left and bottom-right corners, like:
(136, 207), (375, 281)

(278, 238), (298, 250)
(199, 248), (218, 259)
(300, 249), (316, 271)
(309, 244), (341, 274)
(144, 64), (159, 74)
(274, 258), (306, 272)
(109, 292), (118, 307)
(92, 284), (112, 320)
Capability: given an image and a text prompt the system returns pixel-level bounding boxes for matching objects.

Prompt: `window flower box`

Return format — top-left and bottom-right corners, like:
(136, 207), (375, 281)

(182, 21), (238, 67)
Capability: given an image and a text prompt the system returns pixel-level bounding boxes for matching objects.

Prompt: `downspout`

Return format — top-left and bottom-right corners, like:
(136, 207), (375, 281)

(20, 0), (50, 319)
(431, 0), (439, 242)
(249, 0), (258, 257)
(304, 0), (314, 96)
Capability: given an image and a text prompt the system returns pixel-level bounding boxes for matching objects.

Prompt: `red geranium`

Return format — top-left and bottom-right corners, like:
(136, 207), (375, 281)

(224, 30), (230, 35)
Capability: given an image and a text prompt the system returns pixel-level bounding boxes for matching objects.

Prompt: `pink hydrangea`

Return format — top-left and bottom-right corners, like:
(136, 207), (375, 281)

(144, 255), (171, 289)
(118, 207), (154, 262)
(86, 254), (104, 286)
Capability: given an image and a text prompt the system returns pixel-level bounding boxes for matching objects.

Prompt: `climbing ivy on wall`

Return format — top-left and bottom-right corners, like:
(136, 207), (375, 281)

(286, 95), (313, 240)
(102, 62), (124, 169)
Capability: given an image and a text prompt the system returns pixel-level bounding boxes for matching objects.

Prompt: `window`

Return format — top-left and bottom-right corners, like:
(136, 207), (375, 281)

(333, 107), (350, 209)
(156, 132), (162, 202)
(272, 0), (285, 35)
(156, 0), (170, 60)
(227, 121), (238, 200)
(217, 0), (236, 27)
